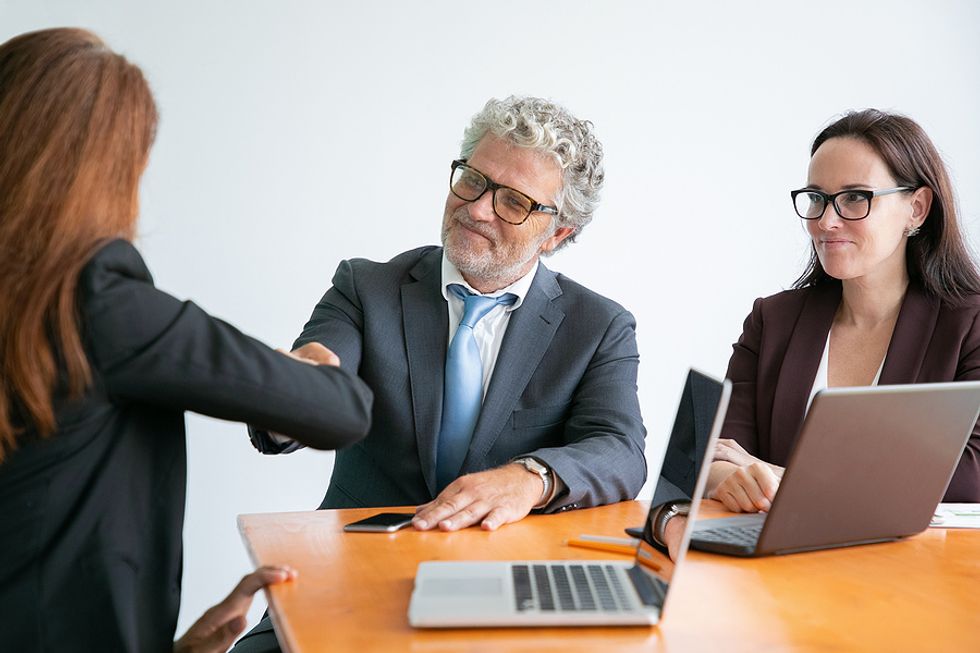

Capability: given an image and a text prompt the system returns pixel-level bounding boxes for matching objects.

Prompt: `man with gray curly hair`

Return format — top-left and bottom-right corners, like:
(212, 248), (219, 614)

(457, 96), (604, 250)
(239, 93), (646, 653)
(439, 96), (602, 290)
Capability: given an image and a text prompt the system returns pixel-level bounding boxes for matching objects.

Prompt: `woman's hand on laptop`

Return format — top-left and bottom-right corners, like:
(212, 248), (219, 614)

(714, 439), (783, 476)
(709, 461), (781, 513)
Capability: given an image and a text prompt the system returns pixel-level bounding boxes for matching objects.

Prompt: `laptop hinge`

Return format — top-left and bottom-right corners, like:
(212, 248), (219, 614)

(626, 565), (666, 607)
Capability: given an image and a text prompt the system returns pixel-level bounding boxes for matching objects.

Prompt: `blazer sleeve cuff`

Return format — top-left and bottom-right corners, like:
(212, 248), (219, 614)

(248, 425), (306, 454)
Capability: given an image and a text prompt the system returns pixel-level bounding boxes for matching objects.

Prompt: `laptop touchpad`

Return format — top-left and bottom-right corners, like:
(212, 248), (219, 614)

(419, 578), (504, 597)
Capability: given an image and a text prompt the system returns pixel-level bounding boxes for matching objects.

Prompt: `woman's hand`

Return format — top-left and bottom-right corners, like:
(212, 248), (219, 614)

(173, 565), (297, 653)
(709, 462), (781, 513)
(713, 438), (765, 468)
(708, 440), (786, 512)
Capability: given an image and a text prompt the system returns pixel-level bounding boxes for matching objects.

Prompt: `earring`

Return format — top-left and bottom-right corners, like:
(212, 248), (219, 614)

(905, 225), (921, 238)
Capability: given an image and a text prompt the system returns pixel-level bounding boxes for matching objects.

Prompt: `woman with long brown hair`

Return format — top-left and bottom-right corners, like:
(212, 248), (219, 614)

(706, 109), (980, 511)
(0, 28), (372, 652)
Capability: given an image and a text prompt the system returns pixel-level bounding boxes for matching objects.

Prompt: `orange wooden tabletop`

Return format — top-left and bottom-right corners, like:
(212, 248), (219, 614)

(238, 501), (980, 652)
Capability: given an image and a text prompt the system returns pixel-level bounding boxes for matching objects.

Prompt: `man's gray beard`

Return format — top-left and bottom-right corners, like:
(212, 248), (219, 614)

(441, 219), (551, 290)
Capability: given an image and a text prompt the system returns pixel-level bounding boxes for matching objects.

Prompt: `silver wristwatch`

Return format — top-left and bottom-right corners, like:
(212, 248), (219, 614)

(652, 500), (691, 546)
(513, 457), (553, 508)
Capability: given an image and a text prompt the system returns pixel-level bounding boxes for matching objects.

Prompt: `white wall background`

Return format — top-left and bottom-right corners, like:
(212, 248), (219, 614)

(3, 0), (979, 639)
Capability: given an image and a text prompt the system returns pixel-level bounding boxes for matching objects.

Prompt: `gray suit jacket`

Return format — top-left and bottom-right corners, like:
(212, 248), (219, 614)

(267, 245), (646, 511)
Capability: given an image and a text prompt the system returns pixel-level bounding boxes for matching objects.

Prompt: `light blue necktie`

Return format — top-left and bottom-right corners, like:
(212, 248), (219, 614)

(435, 284), (518, 491)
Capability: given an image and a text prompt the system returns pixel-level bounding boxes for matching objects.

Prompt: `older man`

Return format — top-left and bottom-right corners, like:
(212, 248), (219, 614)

(236, 94), (647, 651)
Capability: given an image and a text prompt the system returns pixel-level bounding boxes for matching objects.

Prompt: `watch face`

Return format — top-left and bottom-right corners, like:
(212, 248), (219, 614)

(519, 458), (547, 475)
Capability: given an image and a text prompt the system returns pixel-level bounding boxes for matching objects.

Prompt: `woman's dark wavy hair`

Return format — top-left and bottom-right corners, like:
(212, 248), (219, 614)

(793, 109), (980, 305)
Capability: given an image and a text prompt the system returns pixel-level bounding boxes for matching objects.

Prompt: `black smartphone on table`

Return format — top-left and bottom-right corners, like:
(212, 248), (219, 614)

(343, 512), (416, 533)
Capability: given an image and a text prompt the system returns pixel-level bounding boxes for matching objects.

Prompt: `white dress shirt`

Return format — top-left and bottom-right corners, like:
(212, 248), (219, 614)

(441, 254), (538, 400)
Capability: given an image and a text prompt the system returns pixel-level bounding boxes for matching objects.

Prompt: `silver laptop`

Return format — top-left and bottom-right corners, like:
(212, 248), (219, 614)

(408, 369), (732, 627)
(690, 381), (980, 557)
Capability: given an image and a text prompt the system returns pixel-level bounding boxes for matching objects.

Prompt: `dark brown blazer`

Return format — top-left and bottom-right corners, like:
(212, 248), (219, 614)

(724, 281), (980, 502)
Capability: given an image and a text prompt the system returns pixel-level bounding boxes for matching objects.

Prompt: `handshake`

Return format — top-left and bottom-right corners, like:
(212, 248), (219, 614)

(278, 342), (340, 367)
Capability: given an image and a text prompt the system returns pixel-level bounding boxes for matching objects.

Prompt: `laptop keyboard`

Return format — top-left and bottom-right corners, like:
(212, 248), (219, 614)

(512, 563), (649, 612)
(694, 523), (762, 546)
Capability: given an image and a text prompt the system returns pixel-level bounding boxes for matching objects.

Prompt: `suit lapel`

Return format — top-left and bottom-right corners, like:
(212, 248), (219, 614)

(770, 282), (840, 461)
(401, 249), (449, 498)
(880, 284), (940, 384)
(461, 264), (565, 471)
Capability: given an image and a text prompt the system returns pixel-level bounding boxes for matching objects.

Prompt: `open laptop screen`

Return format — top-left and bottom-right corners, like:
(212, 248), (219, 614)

(633, 370), (728, 589)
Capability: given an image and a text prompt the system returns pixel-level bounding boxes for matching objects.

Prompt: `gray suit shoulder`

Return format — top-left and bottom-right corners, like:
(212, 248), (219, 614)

(551, 270), (634, 323)
(340, 246), (440, 289)
(345, 245), (439, 274)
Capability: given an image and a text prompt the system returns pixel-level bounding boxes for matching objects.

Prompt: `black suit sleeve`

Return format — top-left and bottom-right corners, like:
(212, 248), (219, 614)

(80, 241), (372, 450)
(292, 258), (365, 373)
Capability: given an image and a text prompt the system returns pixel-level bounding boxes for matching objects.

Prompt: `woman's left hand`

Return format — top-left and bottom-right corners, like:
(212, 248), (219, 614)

(714, 439), (786, 477)
(713, 438), (764, 467)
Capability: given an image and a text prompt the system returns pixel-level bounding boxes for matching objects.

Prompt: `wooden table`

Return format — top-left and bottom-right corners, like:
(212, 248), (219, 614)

(238, 501), (980, 652)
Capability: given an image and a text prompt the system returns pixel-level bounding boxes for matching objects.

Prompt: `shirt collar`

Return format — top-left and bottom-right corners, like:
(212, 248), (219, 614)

(441, 252), (537, 311)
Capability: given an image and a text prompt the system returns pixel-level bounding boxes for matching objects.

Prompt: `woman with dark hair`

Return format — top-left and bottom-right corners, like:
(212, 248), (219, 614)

(0, 28), (372, 652)
(706, 109), (980, 511)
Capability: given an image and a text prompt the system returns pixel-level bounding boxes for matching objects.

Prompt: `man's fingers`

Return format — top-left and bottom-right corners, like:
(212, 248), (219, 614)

(415, 468), (537, 530)
(481, 506), (513, 531)
(291, 342), (341, 366)
(277, 348), (316, 366)
(438, 501), (491, 531)
(413, 467), (539, 531)
(413, 493), (468, 530)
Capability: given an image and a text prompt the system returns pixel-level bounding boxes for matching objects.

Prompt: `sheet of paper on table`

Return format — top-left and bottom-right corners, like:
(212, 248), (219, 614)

(930, 503), (980, 529)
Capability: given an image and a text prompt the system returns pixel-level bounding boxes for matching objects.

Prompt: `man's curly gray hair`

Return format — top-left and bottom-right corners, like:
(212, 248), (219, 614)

(459, 96), (604, 251)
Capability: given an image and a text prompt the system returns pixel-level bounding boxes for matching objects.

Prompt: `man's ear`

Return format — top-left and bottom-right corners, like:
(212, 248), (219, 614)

(539, 226), (575, 254)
